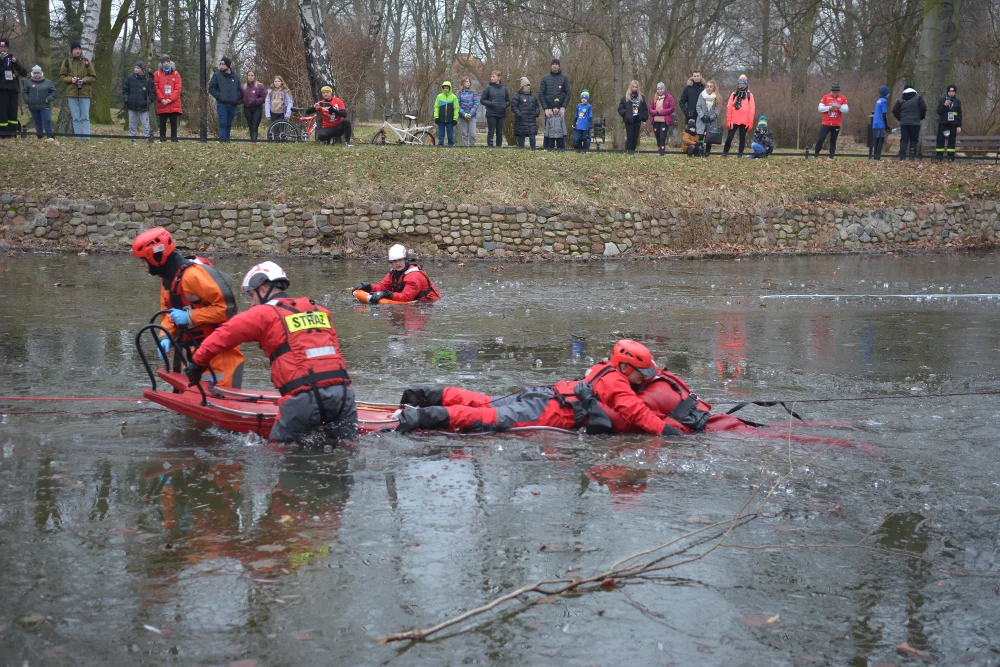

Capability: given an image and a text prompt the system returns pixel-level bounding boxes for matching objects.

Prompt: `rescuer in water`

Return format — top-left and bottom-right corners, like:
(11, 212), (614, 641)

(354, 244), (440, 304)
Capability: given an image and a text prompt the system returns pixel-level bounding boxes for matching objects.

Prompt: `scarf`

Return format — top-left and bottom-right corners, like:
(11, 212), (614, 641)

(700, 90), (717, 109)
(630, 91), (640, 116)
(732, 85), (748, 110)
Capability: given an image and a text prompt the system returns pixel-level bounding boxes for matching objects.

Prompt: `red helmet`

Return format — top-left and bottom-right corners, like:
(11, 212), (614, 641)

(610, 339), (657, 379)
(132, 227), (176, 267)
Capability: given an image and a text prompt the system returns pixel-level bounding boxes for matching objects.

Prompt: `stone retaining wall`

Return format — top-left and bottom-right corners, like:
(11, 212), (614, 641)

(2, 194), (998, 258)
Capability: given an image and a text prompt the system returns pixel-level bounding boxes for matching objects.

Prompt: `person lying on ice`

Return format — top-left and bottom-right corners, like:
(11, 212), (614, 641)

(185, 261), (357, 443)
(353, 244), (440, 304)
(395, 340), (684, 435)
(132, 226), (245, 388)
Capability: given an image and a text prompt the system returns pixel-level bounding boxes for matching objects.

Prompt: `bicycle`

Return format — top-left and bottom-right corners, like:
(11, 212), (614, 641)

(370, 107), (436, 146)
(266, 106), (318, 142)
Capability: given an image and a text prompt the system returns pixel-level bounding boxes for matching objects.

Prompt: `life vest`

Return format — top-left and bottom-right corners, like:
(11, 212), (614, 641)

(168, 256), (238, 343)
(639, 370), (711, 433)
(266, 297), (350, 397)
(551, 365), (628, 434)
(390, 264), (438, 301)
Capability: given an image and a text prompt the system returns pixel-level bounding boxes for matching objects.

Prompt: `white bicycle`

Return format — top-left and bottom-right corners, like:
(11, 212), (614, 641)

(370, 107), (436, 146)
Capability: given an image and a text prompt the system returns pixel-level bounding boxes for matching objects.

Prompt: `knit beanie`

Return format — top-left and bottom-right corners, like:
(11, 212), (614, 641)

(520, 76), (530, 88)
(70, 40), (82, 51)
(581, 89), (589, 99)
(31, 65), (42, 76)
(134, 60), (144, 71)
(947, 84), (957, 93)
(221, 57), (232, 68)
(879, 85), (890, 98)
(0, 37), (9, 47)
(758, 115), (767, 126)
(738, 74), (748, 86)
(831, 81), (840, 92)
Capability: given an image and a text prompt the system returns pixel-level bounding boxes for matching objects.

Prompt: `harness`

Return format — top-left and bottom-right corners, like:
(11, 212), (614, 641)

(267, 299), (350, 397)
(167, 258), (239, 341)
(390, 264), (435, 301)
(553, 365), (616, 434)
(648, 373), (711, 433)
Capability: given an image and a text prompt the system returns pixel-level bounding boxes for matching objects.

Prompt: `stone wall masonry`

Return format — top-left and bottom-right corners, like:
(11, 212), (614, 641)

(2, 194), (998, 258)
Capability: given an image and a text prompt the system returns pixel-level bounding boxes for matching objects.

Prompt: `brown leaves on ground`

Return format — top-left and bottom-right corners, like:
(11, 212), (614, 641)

(4, 133), (1000, 213)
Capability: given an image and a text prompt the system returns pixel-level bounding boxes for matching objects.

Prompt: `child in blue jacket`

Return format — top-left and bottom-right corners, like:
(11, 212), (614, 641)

(871, 85), (890, 160)
(572, 90), (593, 151)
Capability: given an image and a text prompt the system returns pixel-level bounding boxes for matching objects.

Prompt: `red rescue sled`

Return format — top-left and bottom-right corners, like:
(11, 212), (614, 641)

(143, 370), (399, 438)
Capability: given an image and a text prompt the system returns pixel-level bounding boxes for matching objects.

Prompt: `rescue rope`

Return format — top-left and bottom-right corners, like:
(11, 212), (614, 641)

(0, 396), (146, 402)
(713, 389), (1000, 407)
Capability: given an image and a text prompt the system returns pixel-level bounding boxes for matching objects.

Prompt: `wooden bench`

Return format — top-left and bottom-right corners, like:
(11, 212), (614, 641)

(920, 134), (1000, 160)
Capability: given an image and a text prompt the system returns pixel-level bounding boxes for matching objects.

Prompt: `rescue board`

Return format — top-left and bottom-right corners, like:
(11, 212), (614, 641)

(352, 289), (410, 305)
(144, 370), (398, 438)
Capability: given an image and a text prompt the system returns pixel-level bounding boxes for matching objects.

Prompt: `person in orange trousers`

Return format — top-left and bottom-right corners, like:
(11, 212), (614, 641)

(132, 227), (245, 388)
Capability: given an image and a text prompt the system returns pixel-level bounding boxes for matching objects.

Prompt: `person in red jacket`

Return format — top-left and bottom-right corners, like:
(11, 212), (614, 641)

(724, 74), (755, 157)
(314, 86), (354, 147)
(814, 81), (849, 158)
(354, 244), (440, 304)
(394, 340), (678, 435)
(186, 261), (357, 443)
(153, 55), (182, 142)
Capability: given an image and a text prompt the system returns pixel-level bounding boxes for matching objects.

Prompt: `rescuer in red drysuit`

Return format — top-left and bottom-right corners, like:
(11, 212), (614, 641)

(187, 261), (357, 443)
(636, 368), (754, 434)
(354, 244), (440, 304)
(395, 340), (680, 435)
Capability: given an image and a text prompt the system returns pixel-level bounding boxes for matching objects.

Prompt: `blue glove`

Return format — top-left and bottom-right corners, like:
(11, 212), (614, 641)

(157, 337), (171, 361)
(169, 308), (191, 326)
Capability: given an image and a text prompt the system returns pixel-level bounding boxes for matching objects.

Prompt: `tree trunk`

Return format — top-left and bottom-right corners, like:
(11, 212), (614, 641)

(915, 0), (961, 148)
(760, 0), (771, 78)
(610, 0), (624, 149)
(213, 0), (239, 65)
(788, 0), (819, 149)
(80, 0), (100, 58)
(26, 0), (51, 72)
(90, 0), (132, 125)
(298, 0), (336, 100)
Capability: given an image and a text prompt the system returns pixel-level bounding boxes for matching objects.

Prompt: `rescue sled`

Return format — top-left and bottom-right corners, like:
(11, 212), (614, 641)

(352, 289), (410, 305)
(136, 311), (398, 438)
(143, 370), (398, 438)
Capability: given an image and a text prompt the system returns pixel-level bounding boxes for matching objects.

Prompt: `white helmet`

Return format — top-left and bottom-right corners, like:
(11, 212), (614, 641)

(241, 261), (289, 293)
(388, 244), (408, 261)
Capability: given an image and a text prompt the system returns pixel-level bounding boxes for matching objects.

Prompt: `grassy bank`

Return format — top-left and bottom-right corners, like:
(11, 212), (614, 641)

(3, 130), (999, 211)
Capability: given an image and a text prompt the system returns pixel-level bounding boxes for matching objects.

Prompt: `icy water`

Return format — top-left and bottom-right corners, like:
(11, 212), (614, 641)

(1, 252), (1000, 665)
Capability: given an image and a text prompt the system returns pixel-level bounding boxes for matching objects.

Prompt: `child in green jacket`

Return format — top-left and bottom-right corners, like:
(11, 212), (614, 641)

(434, 81), (459, 147)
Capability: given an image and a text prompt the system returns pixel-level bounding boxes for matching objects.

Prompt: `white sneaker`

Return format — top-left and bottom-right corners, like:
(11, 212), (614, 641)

(345, 142), (354, 148)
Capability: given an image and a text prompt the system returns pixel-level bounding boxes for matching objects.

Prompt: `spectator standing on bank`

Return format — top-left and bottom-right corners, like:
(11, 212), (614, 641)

(747, 116), (774, 158)
(59, 40), (97, 140)
(648, 82), (675, 155)
(209, 57), (241, 142)
(871, 85), (890, 160)
(0, 37), (27, 138)
(512, 77), (540, 149)
(433, 81), (459, 147)
(618, 80), (648, 154)
(572, 90), (593, 151)
(539, 58), (570, 149)
(154, 56), (182, 142)
(265, 75), (292, 138)
(457, 77), (479, 147)
(814, 81), (848, 158)
(479, 71), (509, 148)
(241, 70), (267, 143)
(723, 74), (755, 157)
(123, 60), (153, 140)
(935, 84), (962, 161)
(695, 79), (720, 155)
(892, 84), (926, 160)
(679, 71), (705, 126)
(22, 65), (56, 139)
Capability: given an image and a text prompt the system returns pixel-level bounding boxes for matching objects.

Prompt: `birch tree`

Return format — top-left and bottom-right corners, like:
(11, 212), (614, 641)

(213, 0), (240, 65)
(299, 0), (337, 99)
(915, 0), (961, 144)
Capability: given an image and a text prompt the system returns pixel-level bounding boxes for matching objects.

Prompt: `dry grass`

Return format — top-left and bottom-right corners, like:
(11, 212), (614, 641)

(3, 127), (999, 212)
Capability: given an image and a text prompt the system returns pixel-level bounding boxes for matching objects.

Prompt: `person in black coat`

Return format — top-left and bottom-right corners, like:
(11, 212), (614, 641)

(479, 70), (510, 148)
(538, 59), (571, 118)
(617, 80), (649, 153)
(123, 60), (154, 139)
(892, 85), (927, 160)
(511, 77), (540, 149)
(935, 84), (962, 161)
(678, 71), (705, 124)
(0, 37), (28, 138)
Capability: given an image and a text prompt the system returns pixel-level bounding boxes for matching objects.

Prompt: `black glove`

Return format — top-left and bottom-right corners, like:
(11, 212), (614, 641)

(185, 363), (208, 386)
(661, 422), (684, 436)
(368, 291), (389, 303)
(354, 282), (372, 292)
(701, 115), (710, 122)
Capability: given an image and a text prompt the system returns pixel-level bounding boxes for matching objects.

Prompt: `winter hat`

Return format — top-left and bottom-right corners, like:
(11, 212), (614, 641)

(134, 60), (144, 71)
(70, 40), (82, 51)
(687, 118), (696, 129)
(551, 58), (560, 65)
(581, 89), (589, 99)
(656, 82), (665, 91)
(320, 85), (333, 94)
(31, 65), (42, 76)
(947, 84), (957, 93)
(220, 57), (232, 68)
(831, 81), (840, 91)
(879, 85), (890, 98)
(758, 115), (767, 126)
(520, 76), (530, 88)
(738, 74), (748, 86)
(0, 37), (9, 47)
